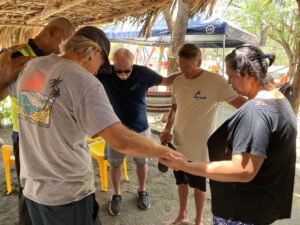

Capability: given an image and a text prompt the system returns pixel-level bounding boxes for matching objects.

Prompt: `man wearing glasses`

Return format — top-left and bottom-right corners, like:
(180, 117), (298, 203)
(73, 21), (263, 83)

(97, 48), (180, 216)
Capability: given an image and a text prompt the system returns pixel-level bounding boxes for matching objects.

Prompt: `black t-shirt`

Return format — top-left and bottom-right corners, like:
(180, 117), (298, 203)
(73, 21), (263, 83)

(207, 98), (297, 225)
(97, 65), (163, 132)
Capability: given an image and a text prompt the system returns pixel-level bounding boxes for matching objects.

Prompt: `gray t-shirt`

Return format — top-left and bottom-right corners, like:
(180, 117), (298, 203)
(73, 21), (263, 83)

(9, 54), (120, 205)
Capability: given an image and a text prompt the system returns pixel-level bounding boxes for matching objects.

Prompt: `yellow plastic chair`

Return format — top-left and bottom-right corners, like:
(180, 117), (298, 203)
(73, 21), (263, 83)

(2, 145), (15, 195)
(86, 136), (102, 144)
(87, 138), (129, 192)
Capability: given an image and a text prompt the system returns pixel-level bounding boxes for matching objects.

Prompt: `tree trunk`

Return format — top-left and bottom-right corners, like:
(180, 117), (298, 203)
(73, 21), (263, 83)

(291, 39), (300, 114)
(260, 22), (270, 46)
(290, 0), (300, 114)
(167, 0), (190, 75)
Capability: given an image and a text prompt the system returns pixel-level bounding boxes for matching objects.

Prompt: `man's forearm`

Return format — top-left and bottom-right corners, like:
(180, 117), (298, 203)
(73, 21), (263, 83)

(0, 51), (31, 101)
(177, 154), (264, 183)
(164, 105), (176, 132)
(121, 130), (165, 158)
(99, 123), (169, 158)
(0, 51), (31, 84)
(160, 71), (181, 86)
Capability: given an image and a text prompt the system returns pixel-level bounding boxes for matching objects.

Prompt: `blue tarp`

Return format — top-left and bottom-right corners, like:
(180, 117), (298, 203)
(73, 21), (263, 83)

(103, 14), (260, 48)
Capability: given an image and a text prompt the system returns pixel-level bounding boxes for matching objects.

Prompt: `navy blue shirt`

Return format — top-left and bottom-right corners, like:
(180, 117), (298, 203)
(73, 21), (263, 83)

(97, 65), (163, 132)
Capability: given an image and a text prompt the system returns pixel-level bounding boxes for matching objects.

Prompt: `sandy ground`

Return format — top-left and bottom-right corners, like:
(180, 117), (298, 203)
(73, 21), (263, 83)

(0, 119), (300, 225)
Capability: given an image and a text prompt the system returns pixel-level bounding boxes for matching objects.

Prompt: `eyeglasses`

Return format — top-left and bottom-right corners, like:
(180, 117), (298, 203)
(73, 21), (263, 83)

(115, 70), (132, 74)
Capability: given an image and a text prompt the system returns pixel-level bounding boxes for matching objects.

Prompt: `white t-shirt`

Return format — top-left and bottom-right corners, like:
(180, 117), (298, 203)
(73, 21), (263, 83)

(9, 54), (120, 205)
(172, 70), (238, 162)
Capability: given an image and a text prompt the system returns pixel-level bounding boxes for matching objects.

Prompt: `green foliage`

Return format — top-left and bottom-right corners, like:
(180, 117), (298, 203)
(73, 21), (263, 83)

(227, 0), (297, 34)
(0, 97), (11, 122)
(225, 0), (299, 67)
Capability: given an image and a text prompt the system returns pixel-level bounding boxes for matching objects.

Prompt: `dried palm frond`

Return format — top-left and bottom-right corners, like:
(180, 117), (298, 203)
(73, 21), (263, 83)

(130, 0), (218, 39)
(0, 0), (217, 47)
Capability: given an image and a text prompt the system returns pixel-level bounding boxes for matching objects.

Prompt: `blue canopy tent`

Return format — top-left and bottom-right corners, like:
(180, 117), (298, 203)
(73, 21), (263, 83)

(103, 14), (260, 73)
(103, 14), (260, 48)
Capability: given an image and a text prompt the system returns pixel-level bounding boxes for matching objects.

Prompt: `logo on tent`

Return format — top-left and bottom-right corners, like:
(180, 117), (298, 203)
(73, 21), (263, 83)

(206, 25), (215, 34)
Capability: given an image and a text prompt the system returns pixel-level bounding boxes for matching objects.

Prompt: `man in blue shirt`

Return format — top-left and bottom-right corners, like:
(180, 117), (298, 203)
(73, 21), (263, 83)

(97, 48), (179, 216)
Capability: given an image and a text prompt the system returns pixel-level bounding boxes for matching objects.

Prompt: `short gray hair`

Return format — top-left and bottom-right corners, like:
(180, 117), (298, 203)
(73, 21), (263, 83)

(112, 48), (134, 63)
(60, 35), (100, 62)
(178, 43), (202, 61)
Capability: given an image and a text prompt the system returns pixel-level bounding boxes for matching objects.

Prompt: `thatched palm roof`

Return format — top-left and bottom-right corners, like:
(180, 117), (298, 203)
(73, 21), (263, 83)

(0, 0), (217, 47)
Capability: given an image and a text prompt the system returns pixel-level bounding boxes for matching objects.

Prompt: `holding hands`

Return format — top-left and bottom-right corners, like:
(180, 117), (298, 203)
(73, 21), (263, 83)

(158, 141), (187, 171)
(159, 129), (187, 171)
(159, 154), (187, 171)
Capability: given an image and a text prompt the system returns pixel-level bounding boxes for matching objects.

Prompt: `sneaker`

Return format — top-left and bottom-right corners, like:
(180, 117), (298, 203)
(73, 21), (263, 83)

(137, 191), (150, 209)
(109, 195), (122, 216)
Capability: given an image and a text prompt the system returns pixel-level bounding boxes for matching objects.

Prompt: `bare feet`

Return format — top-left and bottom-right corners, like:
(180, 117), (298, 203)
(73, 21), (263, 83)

(166, 216), (189, 225)
(194, 218), (204, 225)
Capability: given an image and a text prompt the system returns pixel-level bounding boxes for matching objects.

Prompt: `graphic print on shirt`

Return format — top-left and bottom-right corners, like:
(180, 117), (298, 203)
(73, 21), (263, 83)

(18, 69), (63, 127)
(193, 90), (207, 100)
(129, 83), (140, 91)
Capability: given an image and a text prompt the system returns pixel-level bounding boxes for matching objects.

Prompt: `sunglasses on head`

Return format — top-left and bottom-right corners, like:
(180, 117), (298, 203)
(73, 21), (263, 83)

(115, 70), (132, 74)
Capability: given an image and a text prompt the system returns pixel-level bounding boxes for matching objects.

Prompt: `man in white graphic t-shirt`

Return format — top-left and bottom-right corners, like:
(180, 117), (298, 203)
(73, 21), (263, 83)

(160, 43), (246, 225)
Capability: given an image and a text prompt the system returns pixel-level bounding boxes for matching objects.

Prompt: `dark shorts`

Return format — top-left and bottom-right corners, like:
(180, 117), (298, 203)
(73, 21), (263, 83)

(25, 193), (101, 225)
(173, 169), (206, 192)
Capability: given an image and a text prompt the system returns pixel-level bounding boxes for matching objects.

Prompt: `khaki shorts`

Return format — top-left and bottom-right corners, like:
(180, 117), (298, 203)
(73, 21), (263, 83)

(106, 128), (151, 166)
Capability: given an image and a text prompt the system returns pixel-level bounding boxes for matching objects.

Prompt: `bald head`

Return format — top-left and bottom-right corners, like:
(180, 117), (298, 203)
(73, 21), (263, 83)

(112, 48), (135, 80)
(35, 17), (75, 55)
(47, 17), (75, 28)
(112, 48), (134, 64)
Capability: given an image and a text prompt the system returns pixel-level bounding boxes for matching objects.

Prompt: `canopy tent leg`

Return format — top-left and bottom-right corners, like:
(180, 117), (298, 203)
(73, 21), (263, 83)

(215, 35), (227, 130)
(221, 35), (226, 123)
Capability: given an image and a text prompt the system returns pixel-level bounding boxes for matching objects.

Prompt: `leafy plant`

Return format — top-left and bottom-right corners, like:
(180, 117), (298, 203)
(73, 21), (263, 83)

(0, 97), (12, 126)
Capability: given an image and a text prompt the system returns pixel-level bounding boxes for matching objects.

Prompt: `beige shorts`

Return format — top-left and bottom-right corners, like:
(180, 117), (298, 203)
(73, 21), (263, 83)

(106, 128), (151, 166)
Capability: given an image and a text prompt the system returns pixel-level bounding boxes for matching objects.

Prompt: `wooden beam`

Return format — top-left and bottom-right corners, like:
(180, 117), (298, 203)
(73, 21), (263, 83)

(26, 0), (87, 23)
(82, 0), (171, 26)
(0, 23), (44, 28)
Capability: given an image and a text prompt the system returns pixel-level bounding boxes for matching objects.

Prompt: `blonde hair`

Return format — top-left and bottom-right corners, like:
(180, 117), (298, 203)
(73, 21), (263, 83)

(112, 48), (134, 63)
(60, 35), (101, 62)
